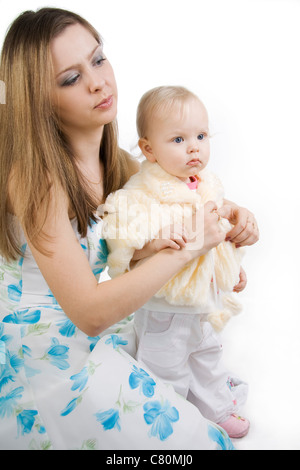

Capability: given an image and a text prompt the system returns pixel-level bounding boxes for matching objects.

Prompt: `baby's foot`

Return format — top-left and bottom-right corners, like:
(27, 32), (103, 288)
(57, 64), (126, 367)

(218, 414), (250, 438)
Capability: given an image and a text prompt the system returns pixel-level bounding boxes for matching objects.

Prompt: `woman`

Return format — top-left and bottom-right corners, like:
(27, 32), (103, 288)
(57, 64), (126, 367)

(0, 8), (258, 450)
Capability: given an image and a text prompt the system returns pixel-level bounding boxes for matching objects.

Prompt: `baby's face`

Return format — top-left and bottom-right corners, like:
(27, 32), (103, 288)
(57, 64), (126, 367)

(144, 97), (210, 182)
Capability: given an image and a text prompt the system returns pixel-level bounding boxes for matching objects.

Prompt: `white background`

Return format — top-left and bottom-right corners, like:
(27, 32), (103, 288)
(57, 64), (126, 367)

(1, 0), (300, 450)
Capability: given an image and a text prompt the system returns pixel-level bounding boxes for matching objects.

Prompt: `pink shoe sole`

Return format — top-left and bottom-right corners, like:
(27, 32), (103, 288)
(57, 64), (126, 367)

(218, 414), (250, 439)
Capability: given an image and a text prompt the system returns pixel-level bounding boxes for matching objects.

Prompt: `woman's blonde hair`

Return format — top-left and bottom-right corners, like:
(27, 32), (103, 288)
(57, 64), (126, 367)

(0, 7), (130, 260)
(136, 85), (198, 139)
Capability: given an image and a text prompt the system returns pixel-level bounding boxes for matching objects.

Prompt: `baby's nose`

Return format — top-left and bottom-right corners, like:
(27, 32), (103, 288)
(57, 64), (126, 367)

(187, 142), (199, 153)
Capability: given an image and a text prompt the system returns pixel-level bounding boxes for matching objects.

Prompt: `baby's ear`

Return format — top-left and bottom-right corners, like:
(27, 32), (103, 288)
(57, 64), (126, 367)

(138, 138), (156, 162)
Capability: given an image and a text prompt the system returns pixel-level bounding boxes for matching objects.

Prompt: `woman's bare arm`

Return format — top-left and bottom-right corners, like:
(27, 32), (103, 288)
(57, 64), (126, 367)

(25, 188), (223, 337)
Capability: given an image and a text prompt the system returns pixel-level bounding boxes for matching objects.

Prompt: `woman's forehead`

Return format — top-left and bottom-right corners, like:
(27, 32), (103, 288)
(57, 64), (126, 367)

(51, 23), (100, 73)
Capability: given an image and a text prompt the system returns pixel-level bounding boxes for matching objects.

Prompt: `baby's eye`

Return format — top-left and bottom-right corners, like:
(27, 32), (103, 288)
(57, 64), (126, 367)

(173, 137), (183, 143)
(197, 134), (204, 140)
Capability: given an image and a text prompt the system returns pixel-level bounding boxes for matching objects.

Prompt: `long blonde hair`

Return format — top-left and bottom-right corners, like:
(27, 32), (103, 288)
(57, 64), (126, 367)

(0, 8), (130, 260)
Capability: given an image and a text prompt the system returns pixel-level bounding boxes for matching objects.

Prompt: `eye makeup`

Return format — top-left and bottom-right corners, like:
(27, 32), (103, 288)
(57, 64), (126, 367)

(56, 45), (106, 87)
(60, 73), (80, 87)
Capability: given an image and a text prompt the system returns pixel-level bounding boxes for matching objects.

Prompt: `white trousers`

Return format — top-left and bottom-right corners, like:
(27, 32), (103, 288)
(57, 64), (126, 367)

(134, 308), (248, 424)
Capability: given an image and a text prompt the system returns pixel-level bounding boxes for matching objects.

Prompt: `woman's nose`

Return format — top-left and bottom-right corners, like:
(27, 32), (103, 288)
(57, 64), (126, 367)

(88, 70), (105, 93)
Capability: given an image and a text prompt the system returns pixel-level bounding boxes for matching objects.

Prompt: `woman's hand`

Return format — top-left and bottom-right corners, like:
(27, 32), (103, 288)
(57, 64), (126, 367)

(185, 201), (226, 259)
(218, 201), (259, 247)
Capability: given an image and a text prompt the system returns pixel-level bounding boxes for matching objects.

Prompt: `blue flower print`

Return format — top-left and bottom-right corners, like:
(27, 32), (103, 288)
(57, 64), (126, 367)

(7, 280), (22, 302)
(93, 239), (108, 276)
(3, 308), (41, 325)
(87, 335), (100, 352)
(0, 324), (12, 345)
(129, 365), (156, 398)
(208, 424), (235, 450)
(89, 218), (98, 230)
(0, 341), (5, 365)
(70, 367), (89, 392)
(69, 361), (100, 392)
(57, 318), (77, 338)
(61, 397), (79, 417)
(0, 349), (24, 392)
(38, 425), (46, 434)
(7, 351), (23, 374)
(0, 324), (12, 365)
(95, 408), (121, 431)
(17, 409), (38, 435)
(61, 362), (100, 417)
(21, 346), (41, 379)
(44, 338), (70, 370)
(0, 386), (24, 419)
(0, 363), (16, 393)
(18, 244), (27, 267)
(22, 345), (32, 358)
(105, 334), (128, 350)
(143, 400), (179, 441)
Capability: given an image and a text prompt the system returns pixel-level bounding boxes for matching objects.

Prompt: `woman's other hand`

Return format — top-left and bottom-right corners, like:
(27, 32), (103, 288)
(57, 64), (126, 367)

(185, 201), (225, 258)
(218, 202), (259, 247)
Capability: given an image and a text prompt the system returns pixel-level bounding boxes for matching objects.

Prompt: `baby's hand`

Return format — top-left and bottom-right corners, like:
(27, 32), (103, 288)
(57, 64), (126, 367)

(233, 266), (247, 292)
(132, 224), (187, 261)
(153, 224), (187, 251)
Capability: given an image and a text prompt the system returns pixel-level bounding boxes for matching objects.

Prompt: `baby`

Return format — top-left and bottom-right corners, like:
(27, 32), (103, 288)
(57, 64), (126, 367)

(102, 86), (249, 438)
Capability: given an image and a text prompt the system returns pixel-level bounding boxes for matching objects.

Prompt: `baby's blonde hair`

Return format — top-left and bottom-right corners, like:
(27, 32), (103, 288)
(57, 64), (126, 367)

(136, 86), (199, 139)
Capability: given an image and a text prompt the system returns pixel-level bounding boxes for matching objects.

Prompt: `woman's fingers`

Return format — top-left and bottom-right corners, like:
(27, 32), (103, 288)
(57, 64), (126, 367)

(220, 206), (259, 246)
(185, 202), (225, 254)
(226, 215), (259, 246)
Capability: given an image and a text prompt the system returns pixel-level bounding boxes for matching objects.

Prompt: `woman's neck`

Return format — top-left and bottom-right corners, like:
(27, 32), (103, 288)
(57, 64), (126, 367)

(70, 127), (103, 165)
(68, 127), (105, 202)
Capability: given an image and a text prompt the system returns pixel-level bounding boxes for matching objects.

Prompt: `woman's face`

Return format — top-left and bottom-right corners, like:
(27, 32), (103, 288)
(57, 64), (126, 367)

(51, 23), (118, 137)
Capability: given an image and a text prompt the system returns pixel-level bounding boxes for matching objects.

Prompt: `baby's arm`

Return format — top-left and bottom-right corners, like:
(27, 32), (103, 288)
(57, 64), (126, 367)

(132, 225), (187, 261)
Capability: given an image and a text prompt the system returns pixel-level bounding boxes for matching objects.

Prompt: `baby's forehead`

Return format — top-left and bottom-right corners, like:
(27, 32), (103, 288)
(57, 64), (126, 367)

(149, 97), (207, 129)
(154, 96), (206, 120)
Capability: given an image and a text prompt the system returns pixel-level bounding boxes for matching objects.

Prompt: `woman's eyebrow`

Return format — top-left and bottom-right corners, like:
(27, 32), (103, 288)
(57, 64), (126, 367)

(55, 44), (101, 78)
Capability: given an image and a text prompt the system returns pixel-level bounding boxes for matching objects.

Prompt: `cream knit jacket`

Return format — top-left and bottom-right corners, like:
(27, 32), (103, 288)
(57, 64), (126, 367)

(102, 160), (244, 331)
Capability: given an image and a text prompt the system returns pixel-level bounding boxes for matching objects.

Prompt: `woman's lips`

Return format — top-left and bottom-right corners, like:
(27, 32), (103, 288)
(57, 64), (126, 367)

(95, 95), (113, 109)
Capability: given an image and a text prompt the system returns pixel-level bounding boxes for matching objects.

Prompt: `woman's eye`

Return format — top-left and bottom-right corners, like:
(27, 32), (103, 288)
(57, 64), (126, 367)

(93, 55), (106, 67)
(197, 134), (204, 140)
(173, 137), (183, 143)
(61, 74), (80, 87)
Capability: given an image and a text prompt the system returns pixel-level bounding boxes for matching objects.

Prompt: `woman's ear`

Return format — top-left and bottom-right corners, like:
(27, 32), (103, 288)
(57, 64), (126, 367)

(138, 138), (156, 162)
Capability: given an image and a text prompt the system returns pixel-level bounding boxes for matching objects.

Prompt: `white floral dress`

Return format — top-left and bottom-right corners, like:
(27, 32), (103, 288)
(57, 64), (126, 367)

(0, 217), (234, 450)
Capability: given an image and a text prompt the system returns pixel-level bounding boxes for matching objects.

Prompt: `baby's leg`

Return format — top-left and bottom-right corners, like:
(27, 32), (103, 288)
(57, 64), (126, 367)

(187, 321), (248, 424)
(134, 308), (193, 398)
